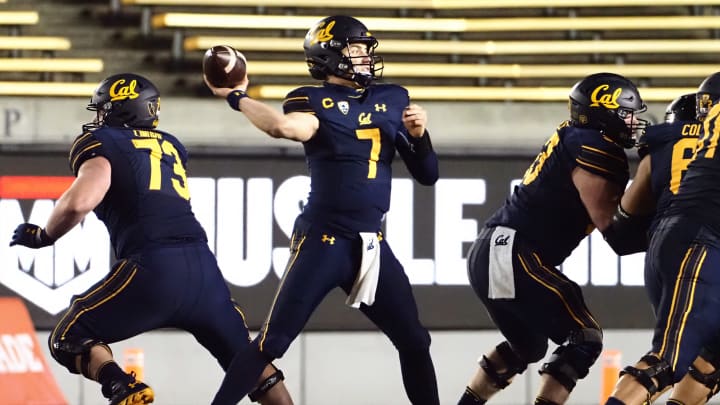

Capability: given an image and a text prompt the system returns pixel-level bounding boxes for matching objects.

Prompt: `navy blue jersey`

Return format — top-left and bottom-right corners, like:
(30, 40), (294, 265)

(638, 121), (702, 234)
(487, 122), (629, 266)
(282, 82), (438, 233)
(68, 126), (207, 258)
(666, 104), (720, 234)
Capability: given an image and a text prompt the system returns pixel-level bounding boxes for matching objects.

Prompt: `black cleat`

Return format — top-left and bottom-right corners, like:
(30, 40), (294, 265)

(108, 378), (155, 405)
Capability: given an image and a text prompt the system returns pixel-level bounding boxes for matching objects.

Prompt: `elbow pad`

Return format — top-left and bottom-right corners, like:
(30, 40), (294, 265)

(602, 205), (652, 256)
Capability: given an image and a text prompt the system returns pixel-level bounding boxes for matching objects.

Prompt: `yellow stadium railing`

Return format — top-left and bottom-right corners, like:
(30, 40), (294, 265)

(153, 13), (720, 32)
(0, 81), (696, 100)
(0, 82), (98, 96)
(0, 36), (72, 51)
(0, 58), (104, 73)
(185, 36), (720, 56)
(197, 61), (719, 79)
(0, 11), (39, 25)
(123, 0), (720, 9)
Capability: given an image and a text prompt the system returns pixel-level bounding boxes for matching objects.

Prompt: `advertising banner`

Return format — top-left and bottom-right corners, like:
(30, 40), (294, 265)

(0, 151), (653, 330)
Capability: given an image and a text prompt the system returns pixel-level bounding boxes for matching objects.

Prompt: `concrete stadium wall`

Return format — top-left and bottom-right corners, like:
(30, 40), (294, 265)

(36, 329), (720, 405)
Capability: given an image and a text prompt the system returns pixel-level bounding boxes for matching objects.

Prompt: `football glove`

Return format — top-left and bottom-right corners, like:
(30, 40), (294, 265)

(10, 223), (54, 248)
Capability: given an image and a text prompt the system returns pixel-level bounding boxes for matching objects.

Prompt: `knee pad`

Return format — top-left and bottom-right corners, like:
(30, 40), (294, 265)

(539, 328), (603, 392)
(479, 341), (529, 389)
(619, 353), (673, 397)
(248, 365), (285, 402)
(688, 347), (720, 401)
(48, 336), (110, 378)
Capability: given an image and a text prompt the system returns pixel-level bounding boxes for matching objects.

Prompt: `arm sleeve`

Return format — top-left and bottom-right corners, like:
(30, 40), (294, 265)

(68, 131), (108, 176)
(395, 129), (439, 186)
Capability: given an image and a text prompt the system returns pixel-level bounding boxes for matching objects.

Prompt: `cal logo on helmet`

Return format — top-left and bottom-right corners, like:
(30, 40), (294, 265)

(109, 79), (140, 101)
(589, 84), (621, 109)
(308, 20), (335, 45)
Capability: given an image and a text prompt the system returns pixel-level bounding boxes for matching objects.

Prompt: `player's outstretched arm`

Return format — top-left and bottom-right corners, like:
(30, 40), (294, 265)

(45, 157), (111, 240)
(10, 156), (110, 248)
(204, 76), (318, 142)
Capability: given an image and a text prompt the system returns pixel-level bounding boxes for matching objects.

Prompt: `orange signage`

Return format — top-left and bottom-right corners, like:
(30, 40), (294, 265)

(0, 297), (67, 405)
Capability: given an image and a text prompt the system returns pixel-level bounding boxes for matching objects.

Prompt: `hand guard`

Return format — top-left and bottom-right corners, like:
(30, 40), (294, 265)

(10, 223), (54, 248)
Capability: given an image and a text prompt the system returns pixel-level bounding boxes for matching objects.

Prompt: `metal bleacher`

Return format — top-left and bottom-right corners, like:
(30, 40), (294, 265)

(4, 0), (720, 99)
(0, 5), (103, 97)
(105, 0), (719, 101)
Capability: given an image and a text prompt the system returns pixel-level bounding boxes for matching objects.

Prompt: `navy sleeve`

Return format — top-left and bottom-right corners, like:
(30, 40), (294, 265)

(561, 127), (630, 186)
(395, 130), (439, 186)
(282, 87), (315, 115)
(68, 131), (108, 176)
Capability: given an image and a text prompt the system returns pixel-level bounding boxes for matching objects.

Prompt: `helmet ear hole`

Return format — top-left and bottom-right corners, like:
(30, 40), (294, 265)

(696, 72), (720, 120)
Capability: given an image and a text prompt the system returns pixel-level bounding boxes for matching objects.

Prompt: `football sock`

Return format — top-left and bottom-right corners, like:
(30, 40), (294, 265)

(211, 341), (269, 405)
(97, 361), (132, 398)
(535, 397), (560, 405)
(458, 387), (486, 404)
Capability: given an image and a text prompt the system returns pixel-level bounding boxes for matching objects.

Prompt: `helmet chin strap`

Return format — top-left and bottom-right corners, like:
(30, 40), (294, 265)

(347, 71), (372, 87)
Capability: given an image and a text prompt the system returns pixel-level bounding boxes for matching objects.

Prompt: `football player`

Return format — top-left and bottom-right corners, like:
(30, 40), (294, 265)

(205, 15), (440, 405)
(9, 73), (293, 405)
(460, 73), (647, 405)
(603, 73), (720, 405)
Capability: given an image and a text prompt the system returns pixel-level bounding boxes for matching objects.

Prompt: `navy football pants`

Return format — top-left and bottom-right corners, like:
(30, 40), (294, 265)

(211, 216), (441, 405)
(467, 226), (601, 363)
(645, 215), (720, 382)
(49, 242), (251, 372)
(259, 216), (431, 357)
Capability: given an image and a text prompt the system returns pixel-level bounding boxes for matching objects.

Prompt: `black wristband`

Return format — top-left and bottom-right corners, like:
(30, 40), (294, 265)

(226, 90), (249, 111)
(408, 130), (434, 158)
(37, 227), (55, 247)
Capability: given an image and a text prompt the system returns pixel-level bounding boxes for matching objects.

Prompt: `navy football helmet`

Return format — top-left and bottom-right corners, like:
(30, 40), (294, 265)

(569, 72), (647, 148)
(83, 73), (160, 131)
(664, 93), (697, 124)
(696, 72), (720, 121)
(303, 15), (383, 87)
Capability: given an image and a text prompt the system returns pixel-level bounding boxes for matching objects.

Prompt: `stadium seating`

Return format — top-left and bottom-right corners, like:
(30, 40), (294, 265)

(121, 0), (720, 10)
(0, 5), (103, 96)
(9, 0), (720, 99)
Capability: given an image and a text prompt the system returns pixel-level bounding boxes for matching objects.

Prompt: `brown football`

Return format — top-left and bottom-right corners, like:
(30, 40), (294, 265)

(203, 45), (247, 88)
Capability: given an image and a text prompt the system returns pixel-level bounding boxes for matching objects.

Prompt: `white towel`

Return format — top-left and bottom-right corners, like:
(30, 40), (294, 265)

(346, 232), (381, 308)
(488, 226), (516, 299)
